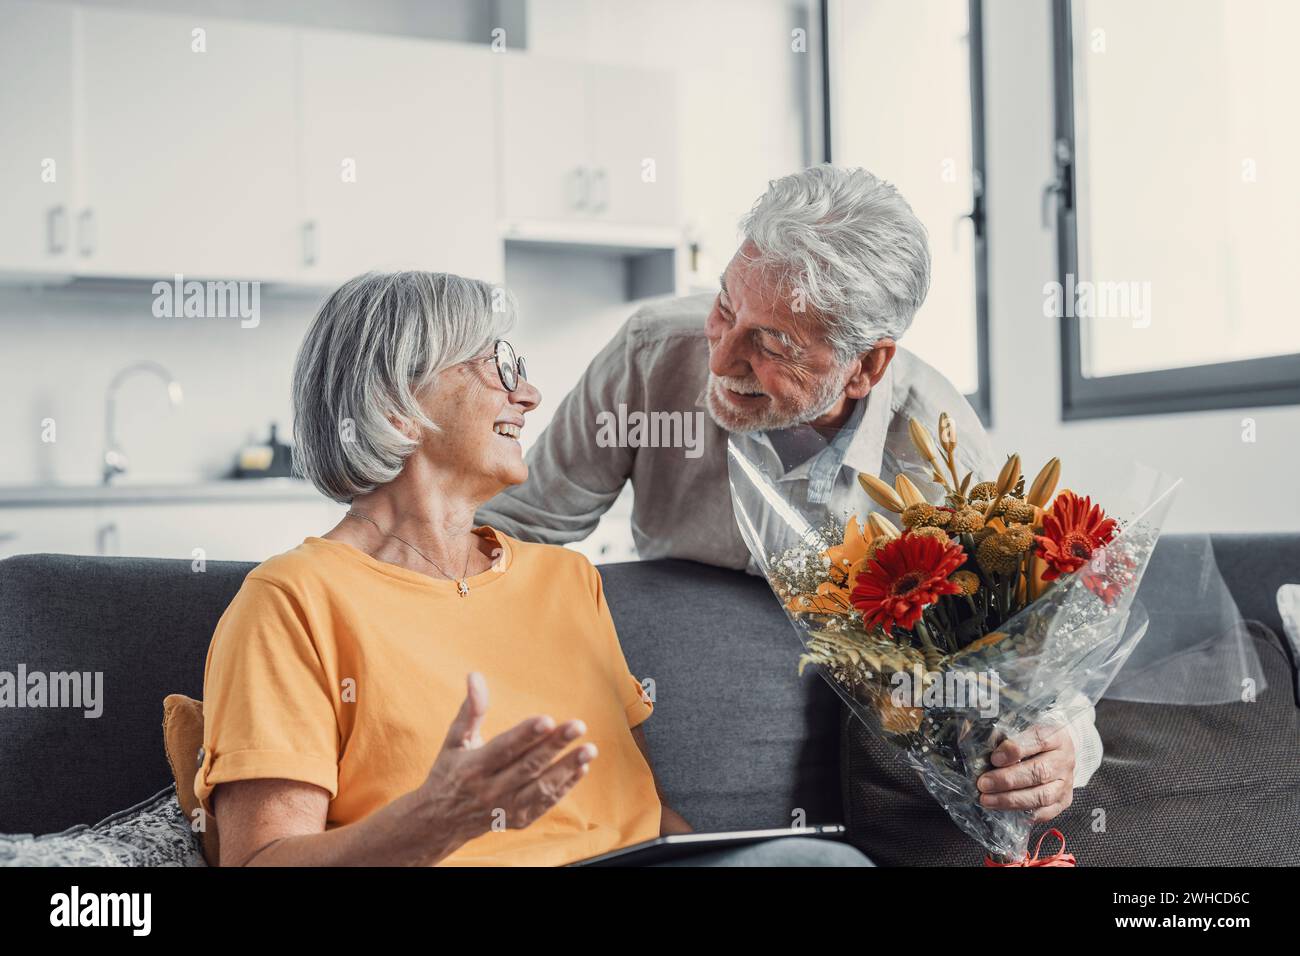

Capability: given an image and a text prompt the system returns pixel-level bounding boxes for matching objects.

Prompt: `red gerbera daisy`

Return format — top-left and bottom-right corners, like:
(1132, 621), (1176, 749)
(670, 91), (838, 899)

(849, 532), (966, 634)
(1034, 491), (1117, 582)
(1081, 548), (1135, 606)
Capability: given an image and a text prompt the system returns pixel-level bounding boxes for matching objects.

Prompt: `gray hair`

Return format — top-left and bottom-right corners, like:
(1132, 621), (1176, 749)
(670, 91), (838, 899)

(739, 164), (931, 358)
(292, 270), (516, 502)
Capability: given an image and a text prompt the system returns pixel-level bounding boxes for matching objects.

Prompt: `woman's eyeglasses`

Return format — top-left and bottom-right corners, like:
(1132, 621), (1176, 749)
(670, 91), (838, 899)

(490, 339), (528, 392)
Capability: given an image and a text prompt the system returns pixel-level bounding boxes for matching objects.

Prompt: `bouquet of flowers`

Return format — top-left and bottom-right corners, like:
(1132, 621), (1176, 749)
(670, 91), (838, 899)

(728, 413), (1180, 864)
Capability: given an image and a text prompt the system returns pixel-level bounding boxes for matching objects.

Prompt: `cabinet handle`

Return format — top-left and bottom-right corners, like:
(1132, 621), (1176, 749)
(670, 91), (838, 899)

(1042, 138), (1073, 230)
(76, 207), (95, 257)
(569, 167), (589, 211)
(302, 220), (318, 267)
(46, 205), (67, 255)
(590, 168), (608, 213)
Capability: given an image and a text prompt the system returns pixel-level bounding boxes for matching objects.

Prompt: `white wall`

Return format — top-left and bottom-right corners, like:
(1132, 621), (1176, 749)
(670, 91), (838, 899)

(0, 284), (319, 486)
(981, 0), (1300, 533)
(59, 0), (502, 43)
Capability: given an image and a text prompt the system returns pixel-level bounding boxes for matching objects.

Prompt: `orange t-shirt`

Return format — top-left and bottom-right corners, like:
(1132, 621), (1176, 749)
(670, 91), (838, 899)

(194, 528), (660, 866)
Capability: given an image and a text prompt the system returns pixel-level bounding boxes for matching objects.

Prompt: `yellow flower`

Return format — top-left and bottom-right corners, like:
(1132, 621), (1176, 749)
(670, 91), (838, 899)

(949, 570), (981, 595)
(947, 508), (985, 534)
(1002, 500), (1036, 524)
(976, 526), (1033, 576)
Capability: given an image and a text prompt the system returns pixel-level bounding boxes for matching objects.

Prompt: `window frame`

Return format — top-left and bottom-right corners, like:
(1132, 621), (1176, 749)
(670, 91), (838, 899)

(820, 0), (992, 426)
(1051, 0), (1300, 421)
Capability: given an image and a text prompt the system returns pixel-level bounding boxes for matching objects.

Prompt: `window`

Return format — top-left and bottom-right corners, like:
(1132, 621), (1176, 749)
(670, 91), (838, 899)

(1052, 0), (1300, 418)
(824, 0), (990, 422)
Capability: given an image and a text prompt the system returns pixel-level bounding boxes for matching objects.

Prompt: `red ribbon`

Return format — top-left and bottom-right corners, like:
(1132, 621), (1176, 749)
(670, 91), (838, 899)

(983, 829), (1077, 867)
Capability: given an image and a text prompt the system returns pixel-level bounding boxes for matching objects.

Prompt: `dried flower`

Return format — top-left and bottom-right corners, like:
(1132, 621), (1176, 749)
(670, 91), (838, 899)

(858, 473), (905, 513)
(969, 481), (998, 501)
(949, 569), (981, 595)
(938, 412), (958, 457)
(909, 418), (941, 467)
(947, 508), (985, 534)
(901, 503), (951, 529)
(878, 696), (924, 734)
(995, 455), (1022, 498)
(866, 512), (901, 540)
(894, 473), (927, 507)
(1027, 457), (1061, 508)
(1002, 500), (1037, 524)
(976, 526), (1034, 575)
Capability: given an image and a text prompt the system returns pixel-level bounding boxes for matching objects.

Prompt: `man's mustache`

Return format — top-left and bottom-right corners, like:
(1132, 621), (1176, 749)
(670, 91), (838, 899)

(711, 374), (766, 396)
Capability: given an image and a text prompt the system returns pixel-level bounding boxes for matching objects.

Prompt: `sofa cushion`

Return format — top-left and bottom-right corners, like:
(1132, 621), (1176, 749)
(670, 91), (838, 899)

(0, 554), (254, 834)
(0, 552), (842, 837)
(600, 559), (843, 830)
(162, 694), (219, 865)
(841, 621), (1300, 865)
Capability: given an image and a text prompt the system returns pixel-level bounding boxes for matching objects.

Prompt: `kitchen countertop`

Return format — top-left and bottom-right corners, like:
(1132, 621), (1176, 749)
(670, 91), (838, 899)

(0, 479), (328, 507)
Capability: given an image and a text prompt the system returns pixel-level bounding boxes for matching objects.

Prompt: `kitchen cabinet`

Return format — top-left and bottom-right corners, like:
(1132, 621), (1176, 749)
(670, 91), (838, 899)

(588, 65), (680, 228)
(500, 56), (592, 223)
(105, 499), (342, 561)
(75, 8), (300, 281)
(0, 5), (681, 284)
(0, 492), (343, 562)
(0, 0), (76, 275)
(0, 506), (103, 559)
(299, 31), (502, 284)
(500, 56), (679, 229)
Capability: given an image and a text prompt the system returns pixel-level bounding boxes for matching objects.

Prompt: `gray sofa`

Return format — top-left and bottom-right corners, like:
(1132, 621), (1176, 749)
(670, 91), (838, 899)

(1, 534), (1297, 861)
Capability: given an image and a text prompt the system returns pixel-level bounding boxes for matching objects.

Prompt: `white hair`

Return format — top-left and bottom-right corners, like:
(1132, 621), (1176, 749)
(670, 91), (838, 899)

(739, 164), (931, 358)
(292, 271), (515, 502)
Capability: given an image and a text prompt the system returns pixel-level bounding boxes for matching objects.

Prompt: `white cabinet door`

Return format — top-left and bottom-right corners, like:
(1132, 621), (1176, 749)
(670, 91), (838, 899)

(0, 507), (103, 558)
(76, 9), (299, 280)
(589, 65), (679, 227)
(300, 32), (502, 284)
(499, 54), (591, 223)
(108, 501), (340, 561)
(0, 0), (76, 274)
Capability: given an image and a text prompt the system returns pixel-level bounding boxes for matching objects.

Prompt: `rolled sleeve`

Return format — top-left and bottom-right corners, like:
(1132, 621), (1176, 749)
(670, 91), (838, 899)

(1047, 691), (1103, 789)
(624, 674), (654, 728)
(195, 576), (341, 817)
(586, 560), (655, 730)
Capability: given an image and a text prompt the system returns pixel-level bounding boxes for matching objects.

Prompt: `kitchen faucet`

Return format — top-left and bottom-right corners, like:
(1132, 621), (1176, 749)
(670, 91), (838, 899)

(101, 361), (184, 485)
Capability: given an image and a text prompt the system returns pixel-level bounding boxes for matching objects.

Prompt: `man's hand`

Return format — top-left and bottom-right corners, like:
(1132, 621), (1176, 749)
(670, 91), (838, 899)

(976, 722), (1076, 823)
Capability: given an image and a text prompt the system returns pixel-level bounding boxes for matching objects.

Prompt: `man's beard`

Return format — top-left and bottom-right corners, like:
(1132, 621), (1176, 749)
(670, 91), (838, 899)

(705, 371), (845, 434)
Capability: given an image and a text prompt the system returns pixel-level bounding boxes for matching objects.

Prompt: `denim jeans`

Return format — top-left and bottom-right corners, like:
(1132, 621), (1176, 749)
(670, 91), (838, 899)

(651, 836), (873, 867)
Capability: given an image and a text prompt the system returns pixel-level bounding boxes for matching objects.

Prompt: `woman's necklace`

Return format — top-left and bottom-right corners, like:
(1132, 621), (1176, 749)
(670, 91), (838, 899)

(345, 510), (473, 596)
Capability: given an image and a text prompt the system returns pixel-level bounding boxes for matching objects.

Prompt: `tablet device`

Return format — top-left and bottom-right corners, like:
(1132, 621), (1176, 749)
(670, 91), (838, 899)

(570, 824), (847, 866)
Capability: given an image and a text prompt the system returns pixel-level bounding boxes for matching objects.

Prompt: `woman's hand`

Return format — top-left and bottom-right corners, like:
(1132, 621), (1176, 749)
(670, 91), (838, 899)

(214, 671), (593, 867)
(414, 672), (597, 852)
(975, 722), (1076, 823)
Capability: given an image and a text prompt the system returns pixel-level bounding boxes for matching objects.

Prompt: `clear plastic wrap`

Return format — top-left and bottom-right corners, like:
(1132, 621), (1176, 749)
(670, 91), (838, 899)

(728, 430), (1181, 862)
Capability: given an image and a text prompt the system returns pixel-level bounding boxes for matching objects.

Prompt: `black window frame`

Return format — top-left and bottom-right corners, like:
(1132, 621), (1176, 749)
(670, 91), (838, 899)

(820, 0), (992, 427)
(1050, 0), (1300, 421)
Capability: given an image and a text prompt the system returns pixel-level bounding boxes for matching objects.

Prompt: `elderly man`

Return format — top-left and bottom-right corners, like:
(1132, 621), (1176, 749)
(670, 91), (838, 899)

(480, 165), (1102, 812)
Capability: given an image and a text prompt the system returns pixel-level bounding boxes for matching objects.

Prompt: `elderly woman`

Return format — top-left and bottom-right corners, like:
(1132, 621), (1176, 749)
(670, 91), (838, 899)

(195, 271), (869, 867)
